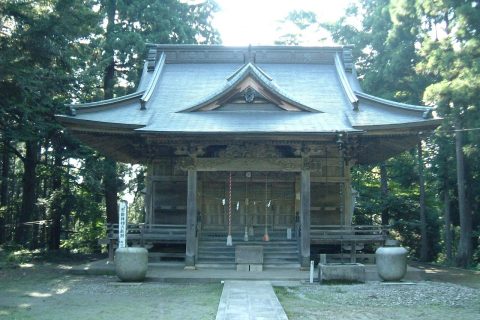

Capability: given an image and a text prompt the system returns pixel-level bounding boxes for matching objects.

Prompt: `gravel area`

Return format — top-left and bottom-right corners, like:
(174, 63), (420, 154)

(275, 282), (480, 320)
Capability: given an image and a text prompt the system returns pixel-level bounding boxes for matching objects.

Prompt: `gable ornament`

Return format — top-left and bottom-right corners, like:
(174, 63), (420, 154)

(243, 87), (256, 103)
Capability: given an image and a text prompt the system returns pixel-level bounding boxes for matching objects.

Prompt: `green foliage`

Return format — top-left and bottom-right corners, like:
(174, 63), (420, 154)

(352, 160), (441, 260)
(61, 220), (105, 254)
(0, 0), (220, 252)
(326, 0), (429, 104)
(327, 0), (479, 265)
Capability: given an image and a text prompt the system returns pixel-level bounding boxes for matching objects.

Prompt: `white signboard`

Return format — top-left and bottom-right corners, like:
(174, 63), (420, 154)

(118, 200), (128, 248)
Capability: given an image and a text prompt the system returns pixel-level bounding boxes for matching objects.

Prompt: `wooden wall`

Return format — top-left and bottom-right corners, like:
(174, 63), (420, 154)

(146, 154), (354, 228)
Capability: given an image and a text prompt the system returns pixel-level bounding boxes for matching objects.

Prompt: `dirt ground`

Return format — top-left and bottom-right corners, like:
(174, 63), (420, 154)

(411, 262), (480, 289)
(0, 263), (222, 320)
(1, 255), (479, 320)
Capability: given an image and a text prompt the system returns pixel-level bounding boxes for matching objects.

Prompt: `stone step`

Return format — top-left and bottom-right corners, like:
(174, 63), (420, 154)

(198, 251), (298, 258)
(264, 258), (299, 264)
(264, 263), (301, 269)
(198, 253), (299, 262)
(195, 263), (235, 269)
(198, 240), (297, 245)
(198, 243), (297, 249)
(199, 249), (297, 255)
(197, 234), (300, 266)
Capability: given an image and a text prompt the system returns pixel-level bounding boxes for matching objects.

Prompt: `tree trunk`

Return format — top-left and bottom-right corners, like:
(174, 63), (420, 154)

(1, 139), (9, 207)
(0, 139), (10, 243)
(417, 141), (428, 262)
(103, 0), (116, 101)
(49, 141), (63, 250)
(102, 0), (118, 225)
(443, 190), (452, 263)
(454, 120), (472, 267)
(104, 158), (118, 224)
(380, 163), (389, 225)
(15, 140), (38, 245)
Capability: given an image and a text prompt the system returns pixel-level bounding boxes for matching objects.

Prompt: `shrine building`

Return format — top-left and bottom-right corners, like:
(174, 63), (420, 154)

(56, 45), (440, 268)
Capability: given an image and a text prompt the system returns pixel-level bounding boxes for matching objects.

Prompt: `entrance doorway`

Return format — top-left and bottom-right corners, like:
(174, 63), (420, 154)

(199, 171), (297, 233)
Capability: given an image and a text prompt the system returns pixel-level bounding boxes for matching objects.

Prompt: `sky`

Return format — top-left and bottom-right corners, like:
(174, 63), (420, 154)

(212, 0), (354, 45)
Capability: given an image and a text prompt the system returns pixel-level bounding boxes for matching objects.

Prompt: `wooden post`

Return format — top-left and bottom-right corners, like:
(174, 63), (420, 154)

(300, 170), (311, 268)
(185, 170), (197, 267)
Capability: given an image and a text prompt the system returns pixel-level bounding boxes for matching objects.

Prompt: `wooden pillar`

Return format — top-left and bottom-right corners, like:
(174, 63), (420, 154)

(185, 170), (197, 267)
(343, 162), (353, 225)
(300, 170), (311, 268)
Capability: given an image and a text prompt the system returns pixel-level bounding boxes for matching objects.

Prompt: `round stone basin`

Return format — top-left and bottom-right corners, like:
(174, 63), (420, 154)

(115, 247), (148, 282)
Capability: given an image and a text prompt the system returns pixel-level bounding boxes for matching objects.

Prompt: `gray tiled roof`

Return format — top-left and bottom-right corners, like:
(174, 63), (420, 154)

(58, 45), (439, 135)
(138, 111), (357, 133)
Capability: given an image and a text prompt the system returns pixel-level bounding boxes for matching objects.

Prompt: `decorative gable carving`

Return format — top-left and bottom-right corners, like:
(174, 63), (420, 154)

(179, 62), (320, 113)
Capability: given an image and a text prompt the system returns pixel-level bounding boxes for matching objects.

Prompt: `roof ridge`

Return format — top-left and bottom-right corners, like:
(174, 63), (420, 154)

(140, 52), (166, 110)
(226, 63), (272, 82)
(334, 53), (359, 111)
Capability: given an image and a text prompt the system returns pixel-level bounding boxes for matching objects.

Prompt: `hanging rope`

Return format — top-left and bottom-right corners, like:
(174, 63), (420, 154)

(226, 171), (233, 246)
(244, 172), (249, 241)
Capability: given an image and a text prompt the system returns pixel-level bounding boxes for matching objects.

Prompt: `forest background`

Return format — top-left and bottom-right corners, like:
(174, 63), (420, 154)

(0, 0), (478, 269)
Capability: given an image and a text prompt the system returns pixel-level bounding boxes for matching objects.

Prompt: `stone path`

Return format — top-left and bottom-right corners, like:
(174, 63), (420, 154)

(215, 280), (289, 320)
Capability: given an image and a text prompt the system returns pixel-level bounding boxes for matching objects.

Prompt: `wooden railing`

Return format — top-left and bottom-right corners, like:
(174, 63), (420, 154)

(310, 225), (388, 244)
(99, 223), (187, 261)
(104, 223), (187, 243)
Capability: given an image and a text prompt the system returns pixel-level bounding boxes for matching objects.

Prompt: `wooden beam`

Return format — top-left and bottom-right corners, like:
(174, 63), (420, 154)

(182, 157), (304, 172)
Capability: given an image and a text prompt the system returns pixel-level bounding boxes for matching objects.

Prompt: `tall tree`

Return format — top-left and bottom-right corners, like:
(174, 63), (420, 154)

(418, 0), (480, 267)
(0, 0), (99, 245)
(379, 163), (389, 225)
(95, 0), (220, 225)
(417, 141), (428, 261)
(325, 0), (445, 261)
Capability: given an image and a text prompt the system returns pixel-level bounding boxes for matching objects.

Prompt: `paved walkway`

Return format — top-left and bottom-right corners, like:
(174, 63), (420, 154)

(215, 281), (288, 320)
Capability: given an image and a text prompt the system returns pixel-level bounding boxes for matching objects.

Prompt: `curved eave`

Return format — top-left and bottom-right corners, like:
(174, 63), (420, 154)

(66, 91), (144, 114)
(353, 118), (442, 131)
(179, 63), (319, 113)
(136, 129), (363, 136)
(55, 115), (144, 132)
(355, 91), (434, 118)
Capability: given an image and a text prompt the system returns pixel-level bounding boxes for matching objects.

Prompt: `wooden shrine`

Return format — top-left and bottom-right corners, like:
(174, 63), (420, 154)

(57, 45), (440, 268)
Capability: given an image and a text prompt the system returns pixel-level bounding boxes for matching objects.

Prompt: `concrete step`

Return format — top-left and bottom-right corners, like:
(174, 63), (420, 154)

(198, 240), (297, 245)
(195, 263), (236, 269)
(265, 258), (299, 262)
(197, 234), (300, 267)
(198, 249), (298, 255)
(264, 263), (301, 269)
(198, 244), (297, 249)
